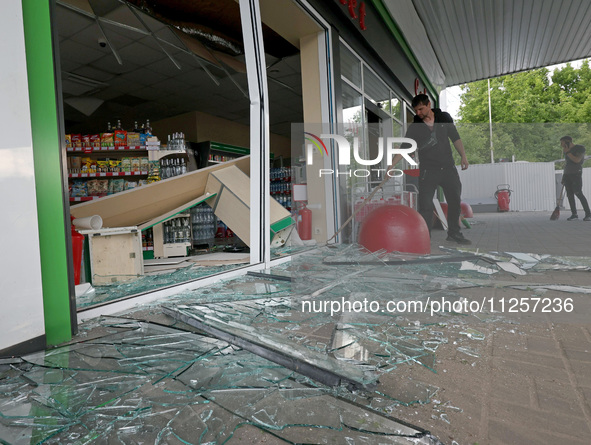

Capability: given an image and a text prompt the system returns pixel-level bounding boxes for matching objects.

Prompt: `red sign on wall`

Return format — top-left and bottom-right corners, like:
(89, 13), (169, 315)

(339, 0), (367, 31)
(414, 78), (427, 96)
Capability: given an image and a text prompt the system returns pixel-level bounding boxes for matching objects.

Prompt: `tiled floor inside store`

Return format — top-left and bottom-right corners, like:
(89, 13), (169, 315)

(2, 211), (591, 444)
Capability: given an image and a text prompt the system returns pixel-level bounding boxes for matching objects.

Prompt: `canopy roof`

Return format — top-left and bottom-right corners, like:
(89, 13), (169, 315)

(384, 0), (591, 87)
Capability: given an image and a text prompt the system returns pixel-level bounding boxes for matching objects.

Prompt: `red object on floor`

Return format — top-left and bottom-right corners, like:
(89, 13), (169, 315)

(358, 205), (430, 254)
(460, 201), (474, 218)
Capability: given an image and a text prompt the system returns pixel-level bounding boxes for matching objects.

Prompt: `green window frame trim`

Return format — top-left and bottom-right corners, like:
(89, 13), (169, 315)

(369, 0), (439, 102)
(23, 0), (74, 346)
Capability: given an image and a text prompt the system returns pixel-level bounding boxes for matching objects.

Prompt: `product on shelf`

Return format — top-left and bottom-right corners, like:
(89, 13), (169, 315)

(131, 157), (141, 173)
(70, 156), (81, 173)
(114, 129), (127, 147)
(121, 157), (131, 173)
(109, 159), (121, 173)
(127, 132), (140, 146)
(90, 134), (101, 148)
(71, 134), (82, 149)
(81, 157), (96, 173)
(70, 180), (87, 197)
(87, 179), (108, 196)
(101, 132), (114, 148)
(66, 119), (162, 203)
(96, 160), (109, 173)
(109, 178), (125, 194)
(146, 160), (160, 183)
(166, 132), (187, 151)
(191, 205), (216, 244)
(270, 167), (292, 210)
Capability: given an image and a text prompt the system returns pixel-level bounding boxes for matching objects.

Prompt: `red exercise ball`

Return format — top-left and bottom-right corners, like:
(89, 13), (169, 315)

(358, 205), (430, 254)
(460, 201), (474, 218)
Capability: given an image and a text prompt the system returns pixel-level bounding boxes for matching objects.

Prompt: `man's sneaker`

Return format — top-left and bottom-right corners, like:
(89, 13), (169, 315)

(584, 215), (591, 221)
(446, 232), (472, 245)
(567, 214), (579, 221)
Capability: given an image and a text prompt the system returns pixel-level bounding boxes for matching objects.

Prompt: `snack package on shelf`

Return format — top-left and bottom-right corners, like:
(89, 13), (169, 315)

(125, 180), (138, 190)
(96, 160), (109, 173)
(65, 134), (72, 150)
(70, 180), (88, 197)
(82, 134), (91, 149)
(121, 157), (131, 173)
(114, 130), (127, 147)
(96, 179), (109, 195)
(86, 179), (108, 196)
(127, 132), (140, 146)
(90, 134), (101, 149)
(146, 160), (160, 183)
(86, 179), (99, 196)
(109, 178), (125, 194)
(81, 157), (96, 174)
(101, 132), (114, 148)
(71, 134), (82, 149)
(140, 157), (149, 171)
(70, 156), (82, 173)
(131, 157), (141, 173)
(109, 159), (121, 173)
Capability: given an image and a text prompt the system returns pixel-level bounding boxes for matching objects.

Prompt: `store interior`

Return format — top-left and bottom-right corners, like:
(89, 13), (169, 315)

(55, 0), (319, 308)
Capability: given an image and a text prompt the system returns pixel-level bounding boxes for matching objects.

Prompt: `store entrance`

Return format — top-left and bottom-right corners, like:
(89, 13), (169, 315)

(54, 0), (305, 310)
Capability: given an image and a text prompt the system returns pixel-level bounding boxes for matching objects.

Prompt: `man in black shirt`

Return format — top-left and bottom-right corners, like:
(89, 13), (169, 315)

(389, 94), (470, 244)
(560, 136), (590, 221)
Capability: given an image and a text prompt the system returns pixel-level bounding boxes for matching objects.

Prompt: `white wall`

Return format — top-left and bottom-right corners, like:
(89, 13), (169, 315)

(458, 162), (556, 212)
(0, 0), (46, 351)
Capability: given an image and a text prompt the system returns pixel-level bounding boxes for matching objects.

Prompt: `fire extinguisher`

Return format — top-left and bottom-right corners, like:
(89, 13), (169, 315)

(494, 184), (512, 212)
(298, 204), (312, 240)
(70, 216), (84, 285)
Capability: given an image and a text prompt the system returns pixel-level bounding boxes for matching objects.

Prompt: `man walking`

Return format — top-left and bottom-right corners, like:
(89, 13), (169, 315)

(560, 136), (591, 221)
(389, 94), (470, 244)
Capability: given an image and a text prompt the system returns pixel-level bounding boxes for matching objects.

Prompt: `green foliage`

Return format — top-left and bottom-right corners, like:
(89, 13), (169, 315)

(457, 61), (591, 165)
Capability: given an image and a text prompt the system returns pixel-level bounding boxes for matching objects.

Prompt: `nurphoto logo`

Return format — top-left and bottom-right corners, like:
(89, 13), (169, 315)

(304, 133), (417, 178)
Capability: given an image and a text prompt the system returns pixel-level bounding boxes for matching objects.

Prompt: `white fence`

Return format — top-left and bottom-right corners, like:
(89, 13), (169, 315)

(457, 162), (556, 212)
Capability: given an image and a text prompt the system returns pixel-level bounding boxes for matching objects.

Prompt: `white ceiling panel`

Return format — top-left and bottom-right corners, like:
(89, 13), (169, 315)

(385, 0), (591, 87)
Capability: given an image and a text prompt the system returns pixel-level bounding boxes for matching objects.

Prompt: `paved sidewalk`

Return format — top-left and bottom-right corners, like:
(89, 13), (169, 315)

(415, 212), (591, 444)
(432, 210), (591, 256)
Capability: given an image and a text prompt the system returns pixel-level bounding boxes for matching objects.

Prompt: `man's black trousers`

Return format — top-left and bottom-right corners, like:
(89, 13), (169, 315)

(563, 172), (591, 216)
(418, 166), (462, 235)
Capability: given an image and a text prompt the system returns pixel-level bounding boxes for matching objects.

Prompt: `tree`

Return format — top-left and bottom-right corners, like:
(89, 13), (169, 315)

(457, 61), (591, 165)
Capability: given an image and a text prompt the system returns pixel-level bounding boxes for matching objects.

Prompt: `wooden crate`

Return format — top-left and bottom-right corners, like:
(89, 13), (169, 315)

(81, 227), (144, 286)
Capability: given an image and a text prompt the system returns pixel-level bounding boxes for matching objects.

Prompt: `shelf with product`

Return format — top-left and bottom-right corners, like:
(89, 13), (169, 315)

(270, 166), (293, 211)
(151, 213), (192, 259)
(189, 202), (247, 252)
(66, 119), (162, 204)
(193, 141), (251, 168)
